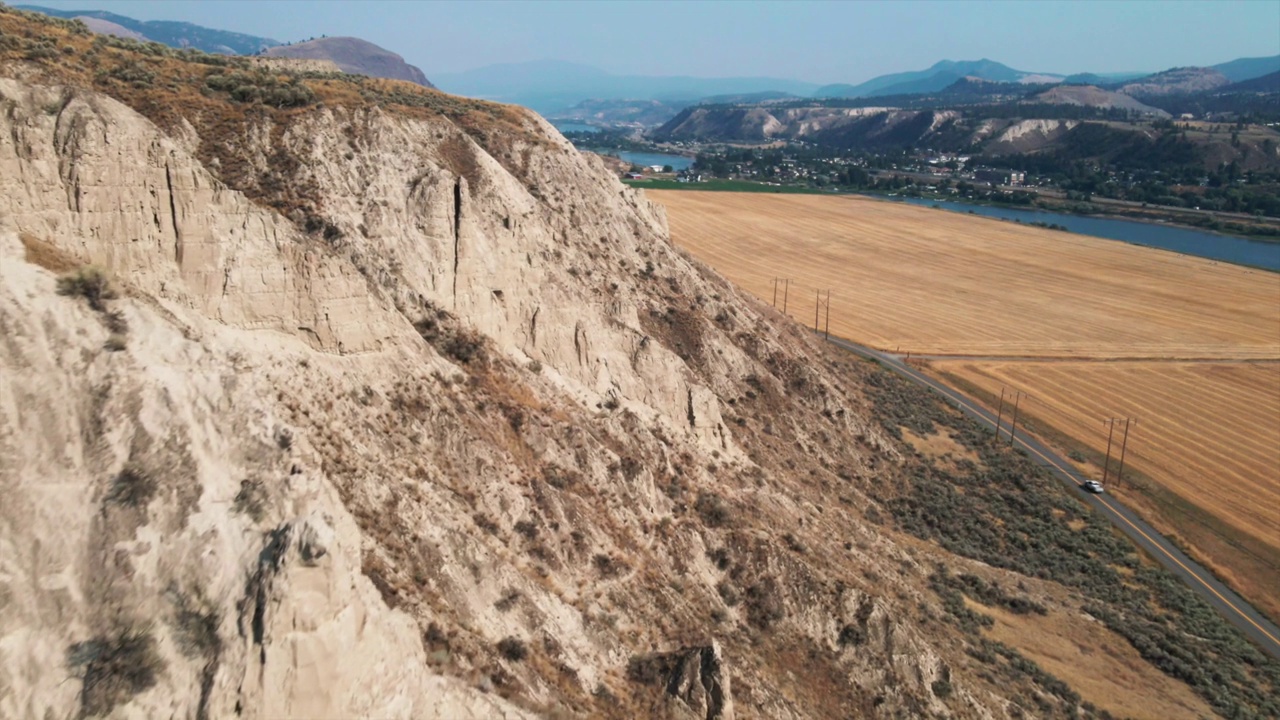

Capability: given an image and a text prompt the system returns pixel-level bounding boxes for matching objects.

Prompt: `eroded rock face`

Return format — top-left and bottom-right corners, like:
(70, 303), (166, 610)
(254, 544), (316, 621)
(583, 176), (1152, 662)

(630, 642), (734, 720)
(0, 68), (1000, 719)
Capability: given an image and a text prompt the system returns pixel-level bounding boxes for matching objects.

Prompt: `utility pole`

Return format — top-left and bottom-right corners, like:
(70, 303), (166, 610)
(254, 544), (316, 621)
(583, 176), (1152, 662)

(1008, 390), (1027, 446)
(1102, 418), (1120, 483)
(823, 290), (832, 340)
(1115, 418), (1137, 487)
(782, 278), (790, 314)
(995, 387), (1007, 440)
(814, 290), (832, 336)
(772, 278), (779, 307)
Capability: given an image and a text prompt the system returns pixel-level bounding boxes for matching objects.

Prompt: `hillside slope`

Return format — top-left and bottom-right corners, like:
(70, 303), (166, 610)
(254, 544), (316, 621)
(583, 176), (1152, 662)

(263, 36), (434, 87)
(0, 7), (1276, 720)
(17, 4), (278, 53)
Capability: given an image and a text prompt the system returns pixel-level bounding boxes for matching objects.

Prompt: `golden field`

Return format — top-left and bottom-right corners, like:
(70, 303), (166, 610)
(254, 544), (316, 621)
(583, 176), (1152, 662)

(929, 359), (1280, 620)
(651, 189), (1280, 620)
(651, 191), (1280, 359)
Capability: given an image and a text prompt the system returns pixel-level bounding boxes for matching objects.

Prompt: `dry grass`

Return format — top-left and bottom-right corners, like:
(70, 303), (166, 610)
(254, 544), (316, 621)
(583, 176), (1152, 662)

(19, 232), (80, 272)
(651, 191), (1280, 359)
(900, 427), (980, 473)
(970, 599), (1215, 720)
(933, 359), (1280, 621)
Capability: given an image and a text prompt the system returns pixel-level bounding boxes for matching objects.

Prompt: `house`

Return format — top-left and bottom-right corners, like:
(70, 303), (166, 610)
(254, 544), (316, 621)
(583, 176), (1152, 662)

(625, 172), (644, 180)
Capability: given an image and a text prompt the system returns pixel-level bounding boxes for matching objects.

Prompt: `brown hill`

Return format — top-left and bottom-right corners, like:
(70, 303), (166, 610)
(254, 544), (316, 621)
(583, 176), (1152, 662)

(1031, 84), (1170, 117)
(1118, 66), (1230, 97)
(74, 15), (146, 41)
(264, 36), (433, 87)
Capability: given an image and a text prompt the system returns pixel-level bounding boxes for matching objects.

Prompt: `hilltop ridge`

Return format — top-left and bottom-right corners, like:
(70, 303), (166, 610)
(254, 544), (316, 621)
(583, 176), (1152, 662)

(263, 36), (434, 87)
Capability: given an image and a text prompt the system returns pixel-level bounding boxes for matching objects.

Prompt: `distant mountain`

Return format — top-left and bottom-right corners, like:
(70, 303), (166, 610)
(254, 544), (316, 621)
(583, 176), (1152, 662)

(697, 90), (800, 105)
(1030, 85), (1170, 117)
(264, 37), (433, 87)
(549, 98), (683, 127)
(1143, 71), (1280, 118)
(433, 60), (819, 115)
(813, 59), (1062, 98)
(1211, 55), (1280, 83)
(1118, 67), (1231, 98)
(1061, 71), (1148, 85)
(16, 5), (278, 54)
(1218, 70), (1280, 94)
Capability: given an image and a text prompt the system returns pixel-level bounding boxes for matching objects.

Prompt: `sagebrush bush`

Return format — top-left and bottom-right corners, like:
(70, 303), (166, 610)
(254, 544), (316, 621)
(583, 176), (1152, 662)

(67, 627), (163, 717)
(57, 266), (117, 311)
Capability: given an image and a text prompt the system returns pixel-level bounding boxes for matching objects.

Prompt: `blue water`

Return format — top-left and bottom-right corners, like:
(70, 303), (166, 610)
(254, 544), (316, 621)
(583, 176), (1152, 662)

(552, 122), (601, 133)
(895, 197), (1280, 271)
(611, 151), (695, 171)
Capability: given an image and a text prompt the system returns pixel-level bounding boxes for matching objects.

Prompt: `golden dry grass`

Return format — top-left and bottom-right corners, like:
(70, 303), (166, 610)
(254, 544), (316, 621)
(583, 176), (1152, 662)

(654, 189), (1280, 621)
(970, 599), (1216, 719)
(651, 191), (1280, 359)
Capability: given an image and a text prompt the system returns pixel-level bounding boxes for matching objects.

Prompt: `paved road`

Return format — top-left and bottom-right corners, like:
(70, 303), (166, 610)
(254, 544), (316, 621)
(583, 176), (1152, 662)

(824, 334), (1280, 659)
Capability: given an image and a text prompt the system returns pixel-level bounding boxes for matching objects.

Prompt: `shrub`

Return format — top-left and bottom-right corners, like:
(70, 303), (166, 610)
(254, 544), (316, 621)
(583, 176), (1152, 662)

(67, 627), (164, 717)
(57, 266), (117, 312)
(497, 636), (528, 662)
(233, 479), (267, 522)
(695, 492), (732, 527)
(105, 466), (156, 508)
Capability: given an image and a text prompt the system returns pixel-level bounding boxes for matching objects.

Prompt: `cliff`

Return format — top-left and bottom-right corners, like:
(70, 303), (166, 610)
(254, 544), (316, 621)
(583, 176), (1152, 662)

(0, 7), (1271, 720)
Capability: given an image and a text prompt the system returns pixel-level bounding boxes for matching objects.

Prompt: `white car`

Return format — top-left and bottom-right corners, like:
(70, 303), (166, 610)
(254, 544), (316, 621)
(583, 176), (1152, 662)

(1082, 480), (1105, 494)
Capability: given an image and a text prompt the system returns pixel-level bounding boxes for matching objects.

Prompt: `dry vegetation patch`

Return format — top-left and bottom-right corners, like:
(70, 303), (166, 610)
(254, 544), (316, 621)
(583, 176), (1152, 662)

(974, 600), (1215, 720)
(901, 426), (981, 472)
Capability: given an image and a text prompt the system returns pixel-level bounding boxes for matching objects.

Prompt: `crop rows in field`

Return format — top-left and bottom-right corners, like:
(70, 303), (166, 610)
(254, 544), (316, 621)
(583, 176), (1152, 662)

(652, 191), (1280, 359)
(929, 360), (1280, 544)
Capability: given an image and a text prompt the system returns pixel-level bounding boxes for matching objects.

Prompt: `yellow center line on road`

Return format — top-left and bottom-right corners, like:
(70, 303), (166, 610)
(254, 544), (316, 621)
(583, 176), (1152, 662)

(914, 361), (1280, 648)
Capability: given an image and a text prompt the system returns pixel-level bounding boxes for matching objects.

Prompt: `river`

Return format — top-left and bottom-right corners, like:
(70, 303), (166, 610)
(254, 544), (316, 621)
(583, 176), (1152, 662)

(608, 150), (695, 172)
(895, 197), (1280, 271)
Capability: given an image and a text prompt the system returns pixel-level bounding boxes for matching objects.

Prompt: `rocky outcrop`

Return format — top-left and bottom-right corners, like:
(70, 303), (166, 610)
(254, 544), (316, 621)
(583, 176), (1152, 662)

(630, 643), (734, 720)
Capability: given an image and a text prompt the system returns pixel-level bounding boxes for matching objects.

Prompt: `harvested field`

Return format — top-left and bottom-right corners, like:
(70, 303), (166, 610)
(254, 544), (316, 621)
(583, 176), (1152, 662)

(930, 359), (1280, 620)
(653, 189), (1280, 621)
(651, 191), (1280, 359)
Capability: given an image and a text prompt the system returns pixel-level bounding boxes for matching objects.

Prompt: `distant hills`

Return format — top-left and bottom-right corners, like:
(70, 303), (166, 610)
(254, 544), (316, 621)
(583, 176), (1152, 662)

(264, 37), (433, 87)
(432, 60), (821, 115)
(16, 5), (278, 54)
(11, 5), (1280, 124)
(814, 59), (1060, 98)
(17, 5), (431, 87)
(1212, 55), (1280, 83)
(1116, 67), (1231, 98)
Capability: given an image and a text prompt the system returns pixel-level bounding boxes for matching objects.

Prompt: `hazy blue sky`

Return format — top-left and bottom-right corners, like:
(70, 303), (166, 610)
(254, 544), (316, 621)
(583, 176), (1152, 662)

(27, 0), (1280, 82)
